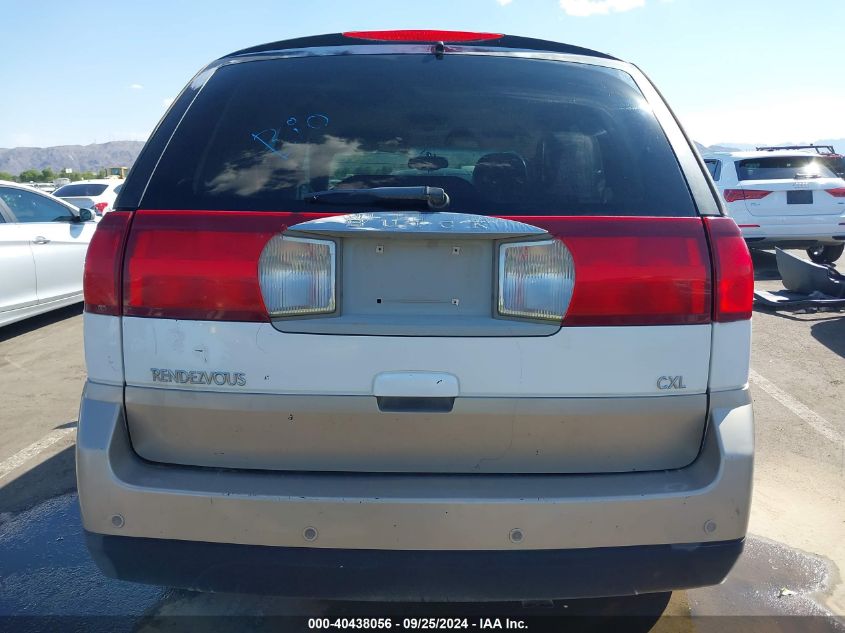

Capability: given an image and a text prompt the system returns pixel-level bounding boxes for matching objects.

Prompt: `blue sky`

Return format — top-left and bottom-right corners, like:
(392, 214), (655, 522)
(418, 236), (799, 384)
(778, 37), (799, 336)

(1, 0), (843, 148)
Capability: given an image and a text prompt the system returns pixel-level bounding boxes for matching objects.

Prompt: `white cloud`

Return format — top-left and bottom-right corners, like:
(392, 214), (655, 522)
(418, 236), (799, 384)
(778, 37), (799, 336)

(129, 83), (144, 90)
(559, 0), (645, 16)
(496, 0), (513, 5)
(162, 97), (175, 108)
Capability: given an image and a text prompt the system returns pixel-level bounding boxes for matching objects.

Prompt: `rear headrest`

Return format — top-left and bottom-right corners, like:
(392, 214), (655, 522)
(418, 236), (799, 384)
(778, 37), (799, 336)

(540, 132), (603, 202)
(472, 153), (528, 202)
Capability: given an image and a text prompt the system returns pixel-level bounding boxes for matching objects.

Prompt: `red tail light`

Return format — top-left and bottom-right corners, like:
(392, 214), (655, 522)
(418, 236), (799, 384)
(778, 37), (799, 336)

(825, 187), (845, 197)
(83, 211), (133, 316)
(723, 189), (771, 203)
(343, 30), (503, 42)
(510, 217), (712, 326)
(122, 211), (287, 321)
(120, 213), (734, 327)
(93, 201), (109, 213)
(703, 217), (753, 322)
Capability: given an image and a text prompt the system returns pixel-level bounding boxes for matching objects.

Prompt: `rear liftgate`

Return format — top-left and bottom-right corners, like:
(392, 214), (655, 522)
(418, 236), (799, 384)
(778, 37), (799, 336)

(119, 209), (721, 474)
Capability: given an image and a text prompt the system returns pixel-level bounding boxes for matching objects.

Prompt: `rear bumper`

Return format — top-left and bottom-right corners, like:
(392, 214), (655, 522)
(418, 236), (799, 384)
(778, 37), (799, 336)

(739, 224), (845, 245)
(77, 382), (753, 598)
(85, 531), (744, 601)
(745, 238), (843, 248)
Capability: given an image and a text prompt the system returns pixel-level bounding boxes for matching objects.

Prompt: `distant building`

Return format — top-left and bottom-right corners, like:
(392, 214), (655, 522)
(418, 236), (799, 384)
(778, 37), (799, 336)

(104, 166), (128, 179)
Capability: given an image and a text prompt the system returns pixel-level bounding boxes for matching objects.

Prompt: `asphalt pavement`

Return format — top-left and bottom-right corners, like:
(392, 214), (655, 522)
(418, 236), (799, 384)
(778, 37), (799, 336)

(0, 249), (843, 632)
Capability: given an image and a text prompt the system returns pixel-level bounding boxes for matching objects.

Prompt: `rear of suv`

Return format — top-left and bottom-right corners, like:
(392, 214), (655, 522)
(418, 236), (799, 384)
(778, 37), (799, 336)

(77, 30), (754, 601)
(703, 149), (845, 264)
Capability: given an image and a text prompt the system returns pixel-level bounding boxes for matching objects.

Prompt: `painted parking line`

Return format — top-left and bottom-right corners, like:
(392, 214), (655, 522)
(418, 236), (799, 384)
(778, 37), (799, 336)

(749, 369), (843, 445)
(0, 427), (75, 482)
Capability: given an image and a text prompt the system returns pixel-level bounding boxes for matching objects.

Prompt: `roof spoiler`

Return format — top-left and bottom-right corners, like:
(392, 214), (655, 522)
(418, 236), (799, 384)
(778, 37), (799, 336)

(755, 144), (837, 155)
(223, 32), (618, 61)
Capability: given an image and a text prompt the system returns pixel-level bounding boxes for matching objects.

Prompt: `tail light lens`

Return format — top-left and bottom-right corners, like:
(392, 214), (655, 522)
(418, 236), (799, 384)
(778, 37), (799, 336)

(123, 211), (286, 321)
(83, 211), (132, 315)
(704, 217), (753, 322)
(723, 189), (771, 203)
(521, 217), (711, 326)
(498, 239), (574, 321)
(93, 201), (109, 214)
(259, 236), (336, 317)
(825, 188), (845, 197)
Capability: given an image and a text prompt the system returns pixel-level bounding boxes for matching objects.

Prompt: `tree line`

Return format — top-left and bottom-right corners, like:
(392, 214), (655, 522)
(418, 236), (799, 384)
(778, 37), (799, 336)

(0, 167), (106, 183)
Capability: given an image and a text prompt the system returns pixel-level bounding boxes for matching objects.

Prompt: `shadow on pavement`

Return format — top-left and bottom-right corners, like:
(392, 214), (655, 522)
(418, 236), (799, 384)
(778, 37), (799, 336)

(0, 445), (76, 517)
(0, 303), (83, 344)
(811, 317), (845, 358)
(0, 493), (169, 631)
(750, 249), (781, 282)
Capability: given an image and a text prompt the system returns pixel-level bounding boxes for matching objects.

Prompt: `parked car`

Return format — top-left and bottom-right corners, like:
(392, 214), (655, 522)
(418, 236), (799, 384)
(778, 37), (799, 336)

(53, 179), (124, 216)
(703, 149), (845, 264)
(24, 182), (56, 194)
(0, 181), (97, 327)
(77, 30), (754, 602)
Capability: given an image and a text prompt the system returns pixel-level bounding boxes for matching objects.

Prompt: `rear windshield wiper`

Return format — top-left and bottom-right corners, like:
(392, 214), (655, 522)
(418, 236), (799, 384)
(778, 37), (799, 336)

(306, 186), (450, 210)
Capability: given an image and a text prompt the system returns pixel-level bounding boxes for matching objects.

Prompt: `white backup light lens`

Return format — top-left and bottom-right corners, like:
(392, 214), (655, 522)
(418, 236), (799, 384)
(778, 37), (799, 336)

(498, 239), (575, 321)
(259, 236), (336, 316)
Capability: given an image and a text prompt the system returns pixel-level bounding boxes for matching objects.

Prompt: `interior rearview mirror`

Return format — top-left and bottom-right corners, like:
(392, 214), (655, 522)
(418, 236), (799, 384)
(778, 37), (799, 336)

(408, 153), (448, 171)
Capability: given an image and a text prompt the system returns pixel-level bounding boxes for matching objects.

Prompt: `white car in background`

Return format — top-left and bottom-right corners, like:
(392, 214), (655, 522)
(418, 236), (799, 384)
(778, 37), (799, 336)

(703, 149), (845, 264)
(53, 179), (124, 216)
(0, 181), (97, 327)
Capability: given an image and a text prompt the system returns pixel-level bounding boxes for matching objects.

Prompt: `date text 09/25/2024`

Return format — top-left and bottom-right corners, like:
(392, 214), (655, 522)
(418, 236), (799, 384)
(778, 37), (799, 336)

(308, 618), (528, 630)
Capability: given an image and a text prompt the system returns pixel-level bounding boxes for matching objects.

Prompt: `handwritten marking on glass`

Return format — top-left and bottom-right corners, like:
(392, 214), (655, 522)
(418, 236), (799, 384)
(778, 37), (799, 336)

(306, 114), (329, 129)
(251, 114), (329, 157)
(250, 128), (288, 158)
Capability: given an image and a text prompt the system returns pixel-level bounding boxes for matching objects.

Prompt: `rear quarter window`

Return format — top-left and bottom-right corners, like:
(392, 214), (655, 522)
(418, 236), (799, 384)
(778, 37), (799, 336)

(141, 54), (697, 217)
(704, 159), (721, 181)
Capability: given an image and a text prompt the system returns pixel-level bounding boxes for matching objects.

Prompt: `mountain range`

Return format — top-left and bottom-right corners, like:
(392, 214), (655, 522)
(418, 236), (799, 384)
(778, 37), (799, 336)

(0, 141), (145, 176)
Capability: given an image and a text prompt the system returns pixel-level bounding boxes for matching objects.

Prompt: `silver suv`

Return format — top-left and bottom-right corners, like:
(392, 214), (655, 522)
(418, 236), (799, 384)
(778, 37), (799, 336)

(77, 30), (755, 601)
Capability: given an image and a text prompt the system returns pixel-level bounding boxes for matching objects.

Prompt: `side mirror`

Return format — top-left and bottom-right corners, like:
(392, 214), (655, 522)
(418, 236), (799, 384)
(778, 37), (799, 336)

(76, 208), (95, 222)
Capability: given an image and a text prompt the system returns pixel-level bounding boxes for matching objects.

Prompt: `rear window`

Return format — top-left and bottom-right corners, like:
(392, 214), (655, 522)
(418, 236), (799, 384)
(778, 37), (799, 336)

(141, 54), (696, 217)
(53, 183), (108, 197)
(736, 156), (839, 181)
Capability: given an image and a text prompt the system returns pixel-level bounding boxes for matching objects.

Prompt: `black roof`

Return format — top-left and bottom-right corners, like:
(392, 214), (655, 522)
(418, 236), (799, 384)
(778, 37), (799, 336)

(224, 32), (618, 61)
